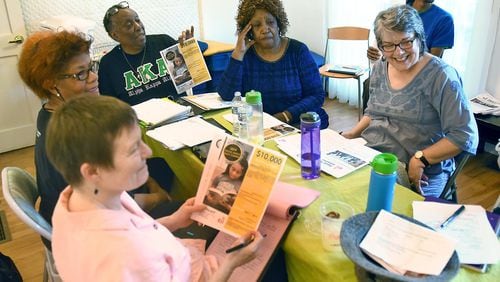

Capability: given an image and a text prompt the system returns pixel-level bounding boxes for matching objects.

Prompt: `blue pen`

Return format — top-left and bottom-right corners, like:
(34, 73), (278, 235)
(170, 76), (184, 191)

(440, 205), (465, 228)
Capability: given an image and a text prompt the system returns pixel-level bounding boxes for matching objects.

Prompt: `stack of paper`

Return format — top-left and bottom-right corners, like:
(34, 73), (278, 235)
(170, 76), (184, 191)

(146, 116), (226, 150)
(132, 98), (192, 129)
(275, 129), (380, 178)
(412, 201), (500, 265)
(180, 92), (233, 111)
(470, 92), (500, 116)
(360, 210), (456, 276)
(327, 64), (365, 76)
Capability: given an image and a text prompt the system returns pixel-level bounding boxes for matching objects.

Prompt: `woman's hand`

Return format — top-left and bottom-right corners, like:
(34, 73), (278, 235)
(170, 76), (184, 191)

(232, 23), (255, 61)
(158, 197), (204, 231)
(407, 157), (428, 194)
(178, 26), (195, 46)
(211, 232), (262, 281)
(273, 111), (291, 124)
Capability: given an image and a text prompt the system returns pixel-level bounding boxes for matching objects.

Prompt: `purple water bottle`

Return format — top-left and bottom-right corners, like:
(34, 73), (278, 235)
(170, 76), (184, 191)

(300, 112), (321, 179)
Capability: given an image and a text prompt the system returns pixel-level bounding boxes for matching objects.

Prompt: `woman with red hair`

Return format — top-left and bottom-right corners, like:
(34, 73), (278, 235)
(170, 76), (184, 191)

(18, 30), (99, 249)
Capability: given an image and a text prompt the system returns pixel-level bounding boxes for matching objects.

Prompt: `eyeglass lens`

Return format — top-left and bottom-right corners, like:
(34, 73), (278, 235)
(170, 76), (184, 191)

(382, 39), (414, 52)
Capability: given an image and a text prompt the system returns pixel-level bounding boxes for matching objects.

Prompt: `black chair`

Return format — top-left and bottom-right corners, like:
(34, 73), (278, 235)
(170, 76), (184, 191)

(439, 151), (471, 202)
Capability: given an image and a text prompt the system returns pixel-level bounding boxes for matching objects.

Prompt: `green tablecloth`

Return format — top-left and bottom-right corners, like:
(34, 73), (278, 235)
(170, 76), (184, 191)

(143, 109), (499, 281)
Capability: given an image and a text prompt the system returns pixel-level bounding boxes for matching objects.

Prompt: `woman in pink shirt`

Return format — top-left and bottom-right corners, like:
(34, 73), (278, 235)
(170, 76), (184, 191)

(46, 95), (262, 281)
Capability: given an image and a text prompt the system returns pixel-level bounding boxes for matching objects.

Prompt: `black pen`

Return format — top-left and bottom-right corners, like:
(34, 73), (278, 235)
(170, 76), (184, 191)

(440, 205), (465, 228)
(225, 235), (255, 254)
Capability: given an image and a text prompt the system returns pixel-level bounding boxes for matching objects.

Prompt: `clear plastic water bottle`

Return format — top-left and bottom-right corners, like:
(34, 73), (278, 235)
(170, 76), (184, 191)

(300, 112), (321, 179)
(366, 153), (398, 212)
(231, 92), (242, 137)
(245, 90), (264, 145)
(237, 102), (251, 141)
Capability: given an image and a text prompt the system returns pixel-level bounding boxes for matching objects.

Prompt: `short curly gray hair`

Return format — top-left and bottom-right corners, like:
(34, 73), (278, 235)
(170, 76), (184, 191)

(374, 5), (426, 56)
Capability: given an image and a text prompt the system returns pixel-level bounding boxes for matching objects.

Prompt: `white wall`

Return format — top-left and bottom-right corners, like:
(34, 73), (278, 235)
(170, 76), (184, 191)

(198, 0), (238, 44)
(199, 0), (327, 54)
(19, 0), (200, 49)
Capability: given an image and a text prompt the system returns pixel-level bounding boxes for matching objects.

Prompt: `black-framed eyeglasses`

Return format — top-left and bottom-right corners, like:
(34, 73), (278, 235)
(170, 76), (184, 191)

(105, 1), (129, 21)
(59, 61), (97, 81)
(380, 37), (416, 52)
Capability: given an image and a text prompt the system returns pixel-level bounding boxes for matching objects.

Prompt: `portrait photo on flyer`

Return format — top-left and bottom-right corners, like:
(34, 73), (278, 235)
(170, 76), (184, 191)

(191, 135), (287, 237)
(160, 37), (211, 94)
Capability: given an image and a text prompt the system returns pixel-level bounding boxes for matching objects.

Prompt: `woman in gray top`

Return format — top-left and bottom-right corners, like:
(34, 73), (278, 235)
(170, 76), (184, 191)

(343, 5), (478, 197)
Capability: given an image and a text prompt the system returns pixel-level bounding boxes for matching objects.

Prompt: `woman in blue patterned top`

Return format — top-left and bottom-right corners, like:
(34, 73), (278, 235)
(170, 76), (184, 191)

(343, 5), (478, 197)
(218, 0), (329, 129)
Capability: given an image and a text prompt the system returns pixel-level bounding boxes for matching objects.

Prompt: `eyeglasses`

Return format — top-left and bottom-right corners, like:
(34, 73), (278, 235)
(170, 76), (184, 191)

(104, 1), (129, 21)
(59, 61), (97, 81)
(380, 37), (416, 52)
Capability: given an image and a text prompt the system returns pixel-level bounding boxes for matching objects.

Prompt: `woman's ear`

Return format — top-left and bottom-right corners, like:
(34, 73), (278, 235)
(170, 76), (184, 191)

(80, 163), (99, 183)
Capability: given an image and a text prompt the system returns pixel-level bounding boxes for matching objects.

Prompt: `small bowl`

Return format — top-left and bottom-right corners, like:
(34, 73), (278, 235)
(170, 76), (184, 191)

(340, 211), (460, 282)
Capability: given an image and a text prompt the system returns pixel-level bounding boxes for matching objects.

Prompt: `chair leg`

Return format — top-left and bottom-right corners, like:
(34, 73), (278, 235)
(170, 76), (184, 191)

(43, 259), (49, 282)
(357, 78), (362, 120)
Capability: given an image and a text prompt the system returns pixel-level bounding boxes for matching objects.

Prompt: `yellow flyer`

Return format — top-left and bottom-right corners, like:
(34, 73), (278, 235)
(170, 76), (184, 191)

(159, 37), (211, 94)
(191, 135), (287, 237)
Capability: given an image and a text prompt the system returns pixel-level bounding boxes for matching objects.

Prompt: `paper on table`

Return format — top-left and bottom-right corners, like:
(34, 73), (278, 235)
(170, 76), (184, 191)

(132, 98), (191, 127)
(181, 92), (233, 110)
(470, 92), (500, 115)
(222, 112), (299, 141)
(412, 201), (500, 264)
(146, 116), (226, 150)
(359, 210), (456, 276)
(223, 112), (283, 129)
(275, 129), (380, 178)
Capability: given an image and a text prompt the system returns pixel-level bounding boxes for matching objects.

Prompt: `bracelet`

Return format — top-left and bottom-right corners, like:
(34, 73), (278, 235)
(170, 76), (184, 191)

(282, 112), (290, 123)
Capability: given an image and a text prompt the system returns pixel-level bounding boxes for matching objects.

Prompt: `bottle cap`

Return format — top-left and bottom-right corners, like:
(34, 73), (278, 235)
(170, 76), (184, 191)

(300, 112), (320, 123)
(371, 153), (398, 174)
(245, 90), (262, 104)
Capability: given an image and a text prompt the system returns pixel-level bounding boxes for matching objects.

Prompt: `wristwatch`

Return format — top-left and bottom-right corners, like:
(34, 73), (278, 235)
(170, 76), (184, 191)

(414, 150), (431, 167)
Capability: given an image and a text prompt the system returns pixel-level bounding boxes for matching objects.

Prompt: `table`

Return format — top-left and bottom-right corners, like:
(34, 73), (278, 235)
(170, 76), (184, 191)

(475, 114), (500, 152)
(143, 110), (499, 281)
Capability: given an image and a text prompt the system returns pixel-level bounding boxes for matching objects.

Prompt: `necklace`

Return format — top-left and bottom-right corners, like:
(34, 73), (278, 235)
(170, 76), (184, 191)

(120, 43), (147, 78)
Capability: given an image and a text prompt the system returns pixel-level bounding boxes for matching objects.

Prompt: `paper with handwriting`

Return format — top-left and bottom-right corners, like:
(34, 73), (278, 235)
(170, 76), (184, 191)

(412, 201), (500, 264)
(359, 210), (456, 276)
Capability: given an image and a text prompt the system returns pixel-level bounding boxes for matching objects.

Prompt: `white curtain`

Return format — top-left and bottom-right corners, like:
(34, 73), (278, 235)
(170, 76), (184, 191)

(326, 0), (493, 106)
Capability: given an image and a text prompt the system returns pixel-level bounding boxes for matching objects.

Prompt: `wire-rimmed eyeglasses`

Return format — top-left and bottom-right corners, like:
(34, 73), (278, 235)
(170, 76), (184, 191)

(105, 1), (129, 21)
(59, 61), (97, 81)
(380, 37), (416, 52)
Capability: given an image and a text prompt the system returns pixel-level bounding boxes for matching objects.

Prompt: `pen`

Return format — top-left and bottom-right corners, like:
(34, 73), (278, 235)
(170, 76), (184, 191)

(440, 205), (465, 228)
(225, 235), (255, 254)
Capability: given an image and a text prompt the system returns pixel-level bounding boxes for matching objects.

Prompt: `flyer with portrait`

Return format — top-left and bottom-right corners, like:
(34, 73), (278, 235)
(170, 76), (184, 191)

(159, 37), (211, 94)
(191, 135), (287, 237)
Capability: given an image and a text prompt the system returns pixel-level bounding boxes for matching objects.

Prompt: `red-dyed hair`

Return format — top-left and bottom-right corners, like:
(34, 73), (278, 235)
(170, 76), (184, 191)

(18, 30), (92, 100)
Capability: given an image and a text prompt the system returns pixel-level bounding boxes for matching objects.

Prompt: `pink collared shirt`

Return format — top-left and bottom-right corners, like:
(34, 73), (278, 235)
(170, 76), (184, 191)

(52, 187), (191, 282)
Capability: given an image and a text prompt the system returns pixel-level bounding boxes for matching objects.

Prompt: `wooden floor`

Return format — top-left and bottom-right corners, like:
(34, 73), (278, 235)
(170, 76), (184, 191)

(0, 98), (499, 281)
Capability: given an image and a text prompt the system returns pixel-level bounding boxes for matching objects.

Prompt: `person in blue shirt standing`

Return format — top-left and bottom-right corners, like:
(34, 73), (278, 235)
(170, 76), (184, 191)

(218, 0), (329, 129)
